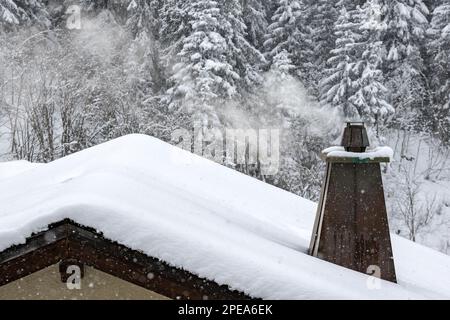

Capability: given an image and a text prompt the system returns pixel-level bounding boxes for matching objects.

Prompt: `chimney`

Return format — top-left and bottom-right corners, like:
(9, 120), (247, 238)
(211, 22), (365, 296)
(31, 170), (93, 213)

(309, 122), (396, 283)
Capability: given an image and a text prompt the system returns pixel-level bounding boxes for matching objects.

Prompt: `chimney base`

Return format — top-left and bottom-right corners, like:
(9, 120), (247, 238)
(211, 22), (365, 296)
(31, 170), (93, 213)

(309, 161), (397, 283)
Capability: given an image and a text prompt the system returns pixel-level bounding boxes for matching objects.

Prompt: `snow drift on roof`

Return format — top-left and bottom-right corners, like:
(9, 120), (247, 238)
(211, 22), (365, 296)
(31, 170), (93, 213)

(0, 134), (449, 299)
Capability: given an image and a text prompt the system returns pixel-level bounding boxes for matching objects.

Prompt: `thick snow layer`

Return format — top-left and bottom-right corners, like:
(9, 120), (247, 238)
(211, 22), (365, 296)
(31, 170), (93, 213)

(323, 146), (394, 160)
(0, 160), (42, 179)
(0, 134), (449, 299)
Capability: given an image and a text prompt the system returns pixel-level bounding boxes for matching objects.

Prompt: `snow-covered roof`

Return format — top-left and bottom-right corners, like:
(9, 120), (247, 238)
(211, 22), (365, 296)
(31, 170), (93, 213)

(0, 134), (449, 299)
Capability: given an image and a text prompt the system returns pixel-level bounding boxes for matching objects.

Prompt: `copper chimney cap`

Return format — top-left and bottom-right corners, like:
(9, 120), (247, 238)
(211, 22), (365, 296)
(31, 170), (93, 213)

(341, 122), (370, 153)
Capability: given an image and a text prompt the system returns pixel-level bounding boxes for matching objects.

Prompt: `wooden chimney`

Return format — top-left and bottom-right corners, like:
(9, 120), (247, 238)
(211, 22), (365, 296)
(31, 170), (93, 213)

(309, 122), (397, 283)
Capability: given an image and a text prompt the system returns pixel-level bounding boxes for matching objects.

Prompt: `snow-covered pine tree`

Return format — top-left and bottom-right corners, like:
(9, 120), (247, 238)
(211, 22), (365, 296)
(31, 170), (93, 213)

(162, 0), (264, 126)
(271, 49), (295, 78)
(309, 0), (339, 95)
(163, 0), (238, 125)
(241, 0), (268, 49)
(380, 0), (429, 129)
(423, 0), (439, 13)
(264, 0), (279, 20)
(349, 0), (394, 129)
(80, 0), (132, 24)
(263, 0), (314, 88)
(382, 0), (429, 72)
(273, 115), (328, 202)
(222, 0), (265, 92)
(125, 0), (165, 95)
(0, 0), (50, 31)
(126, 0), (159, 39)
(160, 0), (187, 65)
(125, 0), (185, 142)
(0, 0), (24, 30)
(428, 0), (450, 142)
(320, 6), (361, 119)
(80, 0), (107, 11)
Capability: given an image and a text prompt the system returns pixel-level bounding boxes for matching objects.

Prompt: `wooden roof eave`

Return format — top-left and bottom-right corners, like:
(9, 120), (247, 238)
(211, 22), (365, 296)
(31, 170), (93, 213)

(0, 219), (251, 300)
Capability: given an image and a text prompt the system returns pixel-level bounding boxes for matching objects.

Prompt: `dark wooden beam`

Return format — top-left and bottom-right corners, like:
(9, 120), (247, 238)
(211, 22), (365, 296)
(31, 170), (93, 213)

(0, 220), (251, 300)
(0, 240), (67, 286)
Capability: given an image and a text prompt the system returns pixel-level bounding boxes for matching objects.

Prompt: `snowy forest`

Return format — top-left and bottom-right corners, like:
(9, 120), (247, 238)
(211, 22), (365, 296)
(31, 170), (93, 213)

(0, 0), (449, 254)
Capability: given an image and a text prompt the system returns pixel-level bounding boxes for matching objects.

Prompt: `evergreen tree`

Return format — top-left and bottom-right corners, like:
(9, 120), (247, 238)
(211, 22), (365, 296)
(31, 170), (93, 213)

(428, 0), (450, 141)
(222, 0), (265, 91)
(125, 0), (166, 94)
(350, 0), (394, 128)
(159, 0), (187, 65)
(241, 0), (268, 49)
(264, 0), (314, 88)
(161, 0), (264, 125)
(309, 0), (339, 94)
(271, 49), (295, 78)
(0, 0), (50, 31)
(382, 0), (429, 73)
(0, 0), (24, 29)
(380, 0), (429, 129)
(320, 7), (361, 118)
(423, 0), (439, 13)
(126, 0), (159, 39)
(164, 0), (239, 124)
